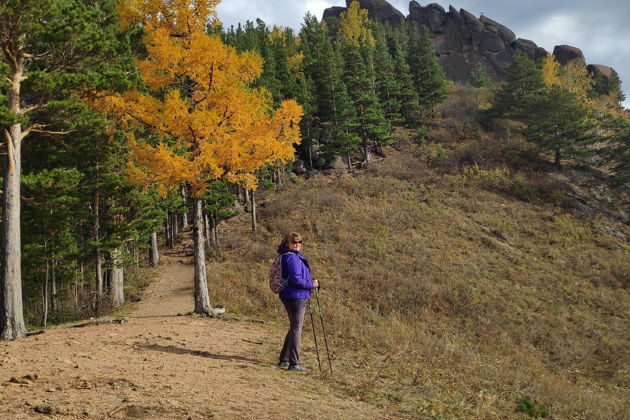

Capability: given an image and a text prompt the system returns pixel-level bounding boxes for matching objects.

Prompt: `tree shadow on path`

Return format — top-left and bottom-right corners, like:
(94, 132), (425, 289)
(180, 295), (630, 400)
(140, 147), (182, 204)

(137, 343), (262, 364)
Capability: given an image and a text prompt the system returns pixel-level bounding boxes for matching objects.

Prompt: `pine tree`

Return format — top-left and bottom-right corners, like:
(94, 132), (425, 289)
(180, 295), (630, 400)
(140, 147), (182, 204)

(0, 0), (132, 340)
(485, 52), (545, 121)
(299, 13), (359, 169)
(373, 23), (403, 124)
(339, 2), (390, 163)
(392, 45), (420, 125)
(340, 41), (390, 162)
(523, 86), (596, 168)
(407, 24), (447, 113)
(604, 117), (630, 183)
(471, 66), (492, 88)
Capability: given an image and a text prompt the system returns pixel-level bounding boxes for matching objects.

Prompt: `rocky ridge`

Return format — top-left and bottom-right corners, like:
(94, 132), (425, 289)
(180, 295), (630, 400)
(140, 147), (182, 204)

(324, 0), (617, 86)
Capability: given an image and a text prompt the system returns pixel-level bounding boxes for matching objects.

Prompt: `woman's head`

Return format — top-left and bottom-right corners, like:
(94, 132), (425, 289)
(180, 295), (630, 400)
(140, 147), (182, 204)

(280, 232), (303, 251)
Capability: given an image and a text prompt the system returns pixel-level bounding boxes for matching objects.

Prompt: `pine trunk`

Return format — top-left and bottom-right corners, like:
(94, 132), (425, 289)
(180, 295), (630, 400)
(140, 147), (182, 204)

(149, 232), (159, 267)
(51, 258), (57, 312)
(204, 212), (211, 249)
(94, 189), (103, 315)
(110, 248), (124, 308)
(1, 55), (27, 340)
(251, 189), (257, 234)
(555, 147), (562, 169)
(212, 213), (219, 247)
(43, 260), (49, 328)
(164, 215), (170, 247)
(308, 136), (314, 171)
(181, 185), (189, 230)
(173, 213), (179, 242)
(193, 198), (212, 315)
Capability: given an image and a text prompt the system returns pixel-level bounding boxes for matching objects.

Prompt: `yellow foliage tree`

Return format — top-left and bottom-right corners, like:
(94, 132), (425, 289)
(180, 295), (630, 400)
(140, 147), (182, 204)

(340, 1), (375, 47)
(541, 53), (561, 87)
(89, 0), (302, 315)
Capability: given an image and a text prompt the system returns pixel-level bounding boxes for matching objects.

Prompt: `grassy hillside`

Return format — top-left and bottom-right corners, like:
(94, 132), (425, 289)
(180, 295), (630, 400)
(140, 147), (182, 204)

(206, 87), (629, 419)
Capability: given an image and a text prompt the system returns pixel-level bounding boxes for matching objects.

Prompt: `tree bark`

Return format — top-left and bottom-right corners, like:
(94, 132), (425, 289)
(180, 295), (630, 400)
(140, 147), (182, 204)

(244, 188), (250, 212)
(110, 248), (124, 308)
(43, 260), (49, 328)
(165, 214), (172, 248)
(173, 212), (179, 242)
(555, 147), (562, 169)
(1, 49), (27, 340)
(250, 189), (257, 234)
(204, 212), (211, 249)
(149, 232), (160, 267)
(181, 185), (189, 230)
(51, 258), (57, 312)
(193, 198), (212, 314)
(94, 189), (104, 315)
(212, 212), (219, 247)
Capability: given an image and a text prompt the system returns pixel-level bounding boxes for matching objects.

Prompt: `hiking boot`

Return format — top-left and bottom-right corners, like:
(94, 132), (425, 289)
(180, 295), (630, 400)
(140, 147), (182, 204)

(288, 364), (308, 372)
(278, 361), (289, 368)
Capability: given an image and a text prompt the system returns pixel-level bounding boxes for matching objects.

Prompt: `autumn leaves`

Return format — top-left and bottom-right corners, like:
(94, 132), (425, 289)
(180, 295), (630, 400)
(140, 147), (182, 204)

(91, 0), (303, 197)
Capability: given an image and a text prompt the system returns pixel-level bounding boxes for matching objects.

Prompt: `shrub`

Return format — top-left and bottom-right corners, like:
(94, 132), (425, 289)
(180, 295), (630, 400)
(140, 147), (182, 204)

(435, 143), (447, 159)
(517, 397), (549, 418)
(416, 125), (429, 145)
(471, 66), (492, 88)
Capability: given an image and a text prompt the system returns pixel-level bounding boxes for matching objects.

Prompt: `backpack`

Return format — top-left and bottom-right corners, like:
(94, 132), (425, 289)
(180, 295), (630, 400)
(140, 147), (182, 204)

(269, 253), (291, 293)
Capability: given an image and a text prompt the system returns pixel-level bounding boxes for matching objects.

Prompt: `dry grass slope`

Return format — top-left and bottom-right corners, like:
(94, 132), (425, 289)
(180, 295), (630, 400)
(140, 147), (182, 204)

(207, 89), (629, 419)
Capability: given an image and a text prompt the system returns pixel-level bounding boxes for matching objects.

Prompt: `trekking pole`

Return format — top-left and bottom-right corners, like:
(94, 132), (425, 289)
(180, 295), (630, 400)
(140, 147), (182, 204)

(315, 286), (333, 376)
(307, 298), (322, 371)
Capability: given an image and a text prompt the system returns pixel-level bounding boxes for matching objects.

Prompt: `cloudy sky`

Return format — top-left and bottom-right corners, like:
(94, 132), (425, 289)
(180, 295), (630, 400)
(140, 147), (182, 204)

(217, 0), (630, 108)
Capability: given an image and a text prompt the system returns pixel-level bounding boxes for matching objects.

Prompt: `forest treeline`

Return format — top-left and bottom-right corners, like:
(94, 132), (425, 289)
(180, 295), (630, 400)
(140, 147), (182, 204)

(1, 0), (628, 340)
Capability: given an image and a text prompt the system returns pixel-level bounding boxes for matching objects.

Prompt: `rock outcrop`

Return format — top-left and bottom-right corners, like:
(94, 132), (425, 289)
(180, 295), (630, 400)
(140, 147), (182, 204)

(322, 1), (615, 86)
(323, 0), (405, 25)
(552, 45), (586, 66)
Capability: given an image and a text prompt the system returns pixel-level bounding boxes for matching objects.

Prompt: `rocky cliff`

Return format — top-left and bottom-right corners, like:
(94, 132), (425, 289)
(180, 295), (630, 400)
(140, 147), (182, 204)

(323, 0), (616, 86)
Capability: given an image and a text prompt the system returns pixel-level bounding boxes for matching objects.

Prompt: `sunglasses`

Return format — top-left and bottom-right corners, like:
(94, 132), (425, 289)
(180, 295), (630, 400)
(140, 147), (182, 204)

(292, 240), (303, 244)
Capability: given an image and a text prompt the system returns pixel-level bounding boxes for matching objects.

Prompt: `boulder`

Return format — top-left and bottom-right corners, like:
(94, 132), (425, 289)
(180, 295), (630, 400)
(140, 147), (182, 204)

(513, 38), (536, 60)
(587, 64), (614, 80)
(323, 0), (405, 25)
(512, 38), (548, 61)
(588, 64), (617, 93)
(553, 45), (585, 65)
(479, 30), (505, 53)
(322, 6), (345, 20)
(408, 2), (446, 34)
(292, 159), (307, 175)
(347, 0), (405, 25)
(325, 155), (347, 170)
(460, 9), (485, 36)
(480, 16), (516, 44)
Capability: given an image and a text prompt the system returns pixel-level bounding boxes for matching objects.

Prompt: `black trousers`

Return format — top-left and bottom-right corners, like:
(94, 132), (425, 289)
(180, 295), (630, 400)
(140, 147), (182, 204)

(279, 298), (307, 365)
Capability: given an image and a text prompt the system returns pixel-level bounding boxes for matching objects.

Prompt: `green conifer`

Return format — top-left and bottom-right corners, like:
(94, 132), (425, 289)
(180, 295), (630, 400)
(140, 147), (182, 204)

(407, 25), (447, 113)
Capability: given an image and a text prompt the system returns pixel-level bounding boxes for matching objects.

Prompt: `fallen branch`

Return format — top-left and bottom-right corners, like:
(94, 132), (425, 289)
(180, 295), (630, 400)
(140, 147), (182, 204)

(107, 404), (127, 417)
(72, 318), (128, 328)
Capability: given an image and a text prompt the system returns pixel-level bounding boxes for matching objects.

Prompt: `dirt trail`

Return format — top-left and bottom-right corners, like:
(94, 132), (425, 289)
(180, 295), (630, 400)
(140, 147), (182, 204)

(0, 247), (386, 419)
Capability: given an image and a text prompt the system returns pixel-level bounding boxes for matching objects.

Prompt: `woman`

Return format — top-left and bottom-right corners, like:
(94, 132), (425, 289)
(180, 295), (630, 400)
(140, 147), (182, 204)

(277, 232), (318, 371)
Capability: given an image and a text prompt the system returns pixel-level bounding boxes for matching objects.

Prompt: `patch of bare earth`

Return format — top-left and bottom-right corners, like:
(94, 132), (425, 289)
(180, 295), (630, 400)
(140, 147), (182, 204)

(1, 248), (388, 419)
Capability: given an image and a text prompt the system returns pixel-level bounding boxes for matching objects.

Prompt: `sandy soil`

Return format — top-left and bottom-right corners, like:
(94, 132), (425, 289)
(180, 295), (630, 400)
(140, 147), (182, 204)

(0, 249), (387, 419)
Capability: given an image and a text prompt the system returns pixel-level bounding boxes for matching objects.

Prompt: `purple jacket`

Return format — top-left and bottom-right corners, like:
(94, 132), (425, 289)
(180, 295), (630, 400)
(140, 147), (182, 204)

(278, 247), (313, 300)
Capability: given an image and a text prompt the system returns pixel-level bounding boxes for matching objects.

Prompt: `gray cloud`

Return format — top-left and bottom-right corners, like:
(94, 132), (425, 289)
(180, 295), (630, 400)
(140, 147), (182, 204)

(217, 0), (630, 107)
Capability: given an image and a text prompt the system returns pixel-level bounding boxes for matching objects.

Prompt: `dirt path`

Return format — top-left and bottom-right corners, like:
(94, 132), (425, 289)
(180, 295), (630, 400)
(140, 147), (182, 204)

(0, 248), (386, 419)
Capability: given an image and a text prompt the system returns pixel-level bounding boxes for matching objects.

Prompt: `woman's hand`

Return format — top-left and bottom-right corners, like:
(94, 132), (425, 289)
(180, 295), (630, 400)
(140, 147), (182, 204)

(312, 279), (319, 289)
